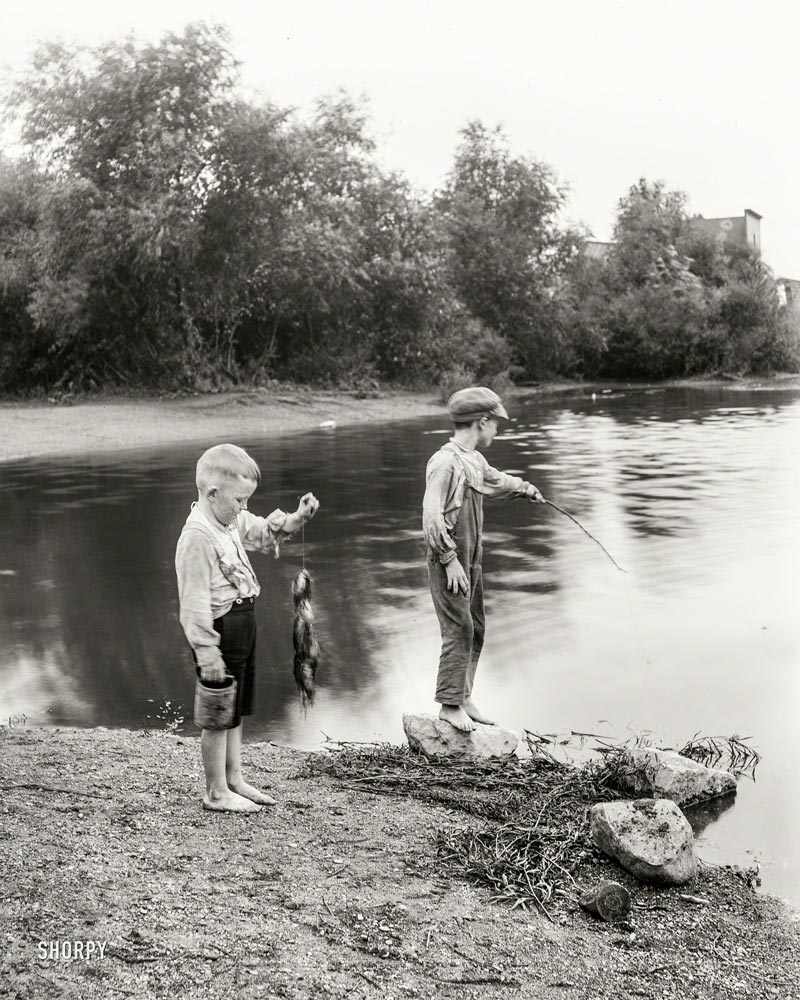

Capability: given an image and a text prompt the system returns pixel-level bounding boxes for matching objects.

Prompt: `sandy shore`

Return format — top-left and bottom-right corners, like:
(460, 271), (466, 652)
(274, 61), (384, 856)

(0, 386), (447, 464)
(2, 726), (799, 1000)
(2, 375), (799, 465)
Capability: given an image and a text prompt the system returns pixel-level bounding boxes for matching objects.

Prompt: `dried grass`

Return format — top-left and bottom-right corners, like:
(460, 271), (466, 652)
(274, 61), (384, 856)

(306, 729), (761, 915)
(306, 734), (630, 915)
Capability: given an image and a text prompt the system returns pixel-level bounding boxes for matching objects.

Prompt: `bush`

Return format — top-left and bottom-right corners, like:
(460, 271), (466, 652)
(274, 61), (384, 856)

(435, 318), (516, 402)
(746, 309), (800, 374)
(437, 364), (476, 403)
(600, 282), (711, 379)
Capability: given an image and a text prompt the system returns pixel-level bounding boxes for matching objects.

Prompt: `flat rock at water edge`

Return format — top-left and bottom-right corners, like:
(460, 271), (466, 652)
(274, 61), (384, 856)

(402, 714), (520, 757)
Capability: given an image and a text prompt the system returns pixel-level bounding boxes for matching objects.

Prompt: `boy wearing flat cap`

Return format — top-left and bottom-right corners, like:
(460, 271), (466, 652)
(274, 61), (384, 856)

(422, 386), (544, 731)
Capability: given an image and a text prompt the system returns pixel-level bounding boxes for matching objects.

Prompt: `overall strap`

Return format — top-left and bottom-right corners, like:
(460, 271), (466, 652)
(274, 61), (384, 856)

(183, 520), (228, 563)
(183, 521), (255, 596)
(443, 442), (482, 493)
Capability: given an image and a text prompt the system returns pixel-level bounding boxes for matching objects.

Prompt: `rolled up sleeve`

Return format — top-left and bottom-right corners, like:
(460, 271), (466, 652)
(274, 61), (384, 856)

(482, 460), (531, 500)
(238, 508), (294, 558)
(175, 532), (224, 670)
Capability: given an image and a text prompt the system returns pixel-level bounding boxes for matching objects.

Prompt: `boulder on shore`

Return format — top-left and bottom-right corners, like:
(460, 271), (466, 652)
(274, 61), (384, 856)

(618, 747), (737, 807)
(402, 714), (519, 758)
(589, 798), (697, 886)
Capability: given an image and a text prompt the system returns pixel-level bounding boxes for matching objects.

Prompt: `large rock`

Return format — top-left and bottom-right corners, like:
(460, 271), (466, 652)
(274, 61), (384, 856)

(618, 747), (737, 807)
(402, 714), (519, 758)
(589, 799), (697, 885)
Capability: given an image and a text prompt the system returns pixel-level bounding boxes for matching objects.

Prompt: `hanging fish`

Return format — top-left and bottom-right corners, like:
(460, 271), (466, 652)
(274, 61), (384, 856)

(292, 569), (319, 709)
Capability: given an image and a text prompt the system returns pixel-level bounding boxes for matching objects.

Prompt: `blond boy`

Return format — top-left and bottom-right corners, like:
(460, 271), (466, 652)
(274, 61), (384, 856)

(175, 444), (319, 812)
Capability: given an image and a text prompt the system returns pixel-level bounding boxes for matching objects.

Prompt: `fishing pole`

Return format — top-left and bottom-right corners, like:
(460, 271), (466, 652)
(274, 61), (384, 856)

(540, 497), (627, 574)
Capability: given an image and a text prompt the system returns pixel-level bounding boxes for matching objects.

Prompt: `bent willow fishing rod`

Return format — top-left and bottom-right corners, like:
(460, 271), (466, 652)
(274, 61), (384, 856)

(540, 497), (627, 574)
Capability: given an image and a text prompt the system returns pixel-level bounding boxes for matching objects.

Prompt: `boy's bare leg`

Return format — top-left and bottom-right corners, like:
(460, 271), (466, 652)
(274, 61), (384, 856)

(439, 704), (476, 732)
(201, 728), (261, 812)
(461, 697), (495, 725)
(225, 723), (276, 805)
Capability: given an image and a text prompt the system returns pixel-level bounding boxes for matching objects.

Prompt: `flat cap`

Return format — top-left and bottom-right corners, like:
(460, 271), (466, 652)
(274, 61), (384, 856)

(446, 386), (509, 422)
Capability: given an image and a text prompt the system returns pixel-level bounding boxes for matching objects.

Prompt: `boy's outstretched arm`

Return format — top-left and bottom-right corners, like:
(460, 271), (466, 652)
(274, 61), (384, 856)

(482, 461), (544, 503)
(239, 493), (320, 556)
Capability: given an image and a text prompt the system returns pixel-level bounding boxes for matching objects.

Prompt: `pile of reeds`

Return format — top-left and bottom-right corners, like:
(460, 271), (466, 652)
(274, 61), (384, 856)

(306, 730), (760, 915)
(306, 736), (627, 915)
(306, 740), (572, 821)
(436, 757), (626, 916)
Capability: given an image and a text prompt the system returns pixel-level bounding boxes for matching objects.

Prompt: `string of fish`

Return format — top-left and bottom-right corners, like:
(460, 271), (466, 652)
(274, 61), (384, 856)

(292, 514), (319, 711)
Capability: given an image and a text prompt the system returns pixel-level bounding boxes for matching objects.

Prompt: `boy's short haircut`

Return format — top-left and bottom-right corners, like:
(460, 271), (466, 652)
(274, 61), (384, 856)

(196, 444), (261, 491)
(452, 419), (480, 429)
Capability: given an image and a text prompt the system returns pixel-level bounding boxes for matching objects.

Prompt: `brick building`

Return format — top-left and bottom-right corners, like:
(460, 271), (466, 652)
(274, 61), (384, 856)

(583, 208), (763, 260)
(686, 208), (762, 251)
(777, 278), (800, 308)
(582, 208), (800, 302)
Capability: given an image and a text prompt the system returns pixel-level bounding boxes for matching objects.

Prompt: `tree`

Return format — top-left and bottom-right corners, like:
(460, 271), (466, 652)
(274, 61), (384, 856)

(577, 179), (710, 377)
(245, 94), (452, 386)
(586, 178), (800, 377)
(609, 179), (688, 289)
(6, 23), (241, 387)
(436, 122), (584, 377)
(0, 156), (42, 388)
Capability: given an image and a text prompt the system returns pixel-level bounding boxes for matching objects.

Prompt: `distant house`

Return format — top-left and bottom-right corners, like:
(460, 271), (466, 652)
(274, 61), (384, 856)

(777, 277), (800, 307)
(581, 207), (800, 312)
(583, 240), (614, 262)
(583, 208), (764, 262)
(686, 208), (762, 252)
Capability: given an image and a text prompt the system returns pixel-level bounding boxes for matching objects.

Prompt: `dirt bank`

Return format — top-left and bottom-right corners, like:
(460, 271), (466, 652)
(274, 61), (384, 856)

(2, 727), (798, 999)
(0, 386), (446, 464)
(3, 375), (798, 465)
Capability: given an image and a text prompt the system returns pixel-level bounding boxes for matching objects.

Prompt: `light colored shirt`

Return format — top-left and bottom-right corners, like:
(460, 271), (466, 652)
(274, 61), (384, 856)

(422, 439), (530, 564)
(175, 503), (292, 670)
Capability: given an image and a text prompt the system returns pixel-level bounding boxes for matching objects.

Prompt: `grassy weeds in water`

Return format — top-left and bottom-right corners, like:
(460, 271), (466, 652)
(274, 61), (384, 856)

(678, 734), (760, 776)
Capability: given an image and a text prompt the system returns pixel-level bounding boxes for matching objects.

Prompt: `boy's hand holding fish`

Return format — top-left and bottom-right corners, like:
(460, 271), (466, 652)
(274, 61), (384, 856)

(283, 492), (320, 534)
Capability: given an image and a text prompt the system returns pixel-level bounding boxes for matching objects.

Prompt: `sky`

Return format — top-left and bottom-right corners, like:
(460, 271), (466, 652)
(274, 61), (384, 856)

(3, 0), (799, 276)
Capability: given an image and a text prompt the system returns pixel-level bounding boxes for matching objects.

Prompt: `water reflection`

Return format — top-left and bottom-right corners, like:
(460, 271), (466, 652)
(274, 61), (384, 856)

(684, 793), (738, 837)
(0, 386), (799, 903)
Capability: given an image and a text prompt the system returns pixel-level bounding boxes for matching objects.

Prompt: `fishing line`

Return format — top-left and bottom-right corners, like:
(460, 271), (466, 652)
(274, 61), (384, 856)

(297, 493), (306, 571)
(541, 497), (626, 573)
(538, 494), (658, 731)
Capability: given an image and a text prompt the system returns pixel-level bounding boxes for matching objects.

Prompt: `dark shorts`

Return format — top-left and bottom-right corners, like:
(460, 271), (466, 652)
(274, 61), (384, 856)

(193, 597), (257, 729)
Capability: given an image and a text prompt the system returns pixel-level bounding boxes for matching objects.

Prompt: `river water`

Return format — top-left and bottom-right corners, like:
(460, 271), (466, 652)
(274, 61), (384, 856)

(1, 386), (798, 905)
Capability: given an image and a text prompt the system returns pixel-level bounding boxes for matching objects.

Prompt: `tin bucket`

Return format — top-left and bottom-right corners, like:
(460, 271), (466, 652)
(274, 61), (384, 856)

(194, 675), (237, 730)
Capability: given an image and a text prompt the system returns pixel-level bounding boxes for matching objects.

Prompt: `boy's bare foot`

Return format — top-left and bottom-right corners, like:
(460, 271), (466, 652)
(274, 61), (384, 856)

(227, 780), (277, 806)
(462, 698), (496, 725)
(202, 789), (262, 813)
(439, 705), (476, 732)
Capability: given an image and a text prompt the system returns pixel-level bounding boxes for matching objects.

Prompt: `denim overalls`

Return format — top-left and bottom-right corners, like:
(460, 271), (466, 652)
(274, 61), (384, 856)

(427, 474), (486, 706)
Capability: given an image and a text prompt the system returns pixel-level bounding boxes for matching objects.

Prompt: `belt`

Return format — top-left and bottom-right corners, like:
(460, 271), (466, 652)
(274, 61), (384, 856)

(230, 595), (256, 609)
